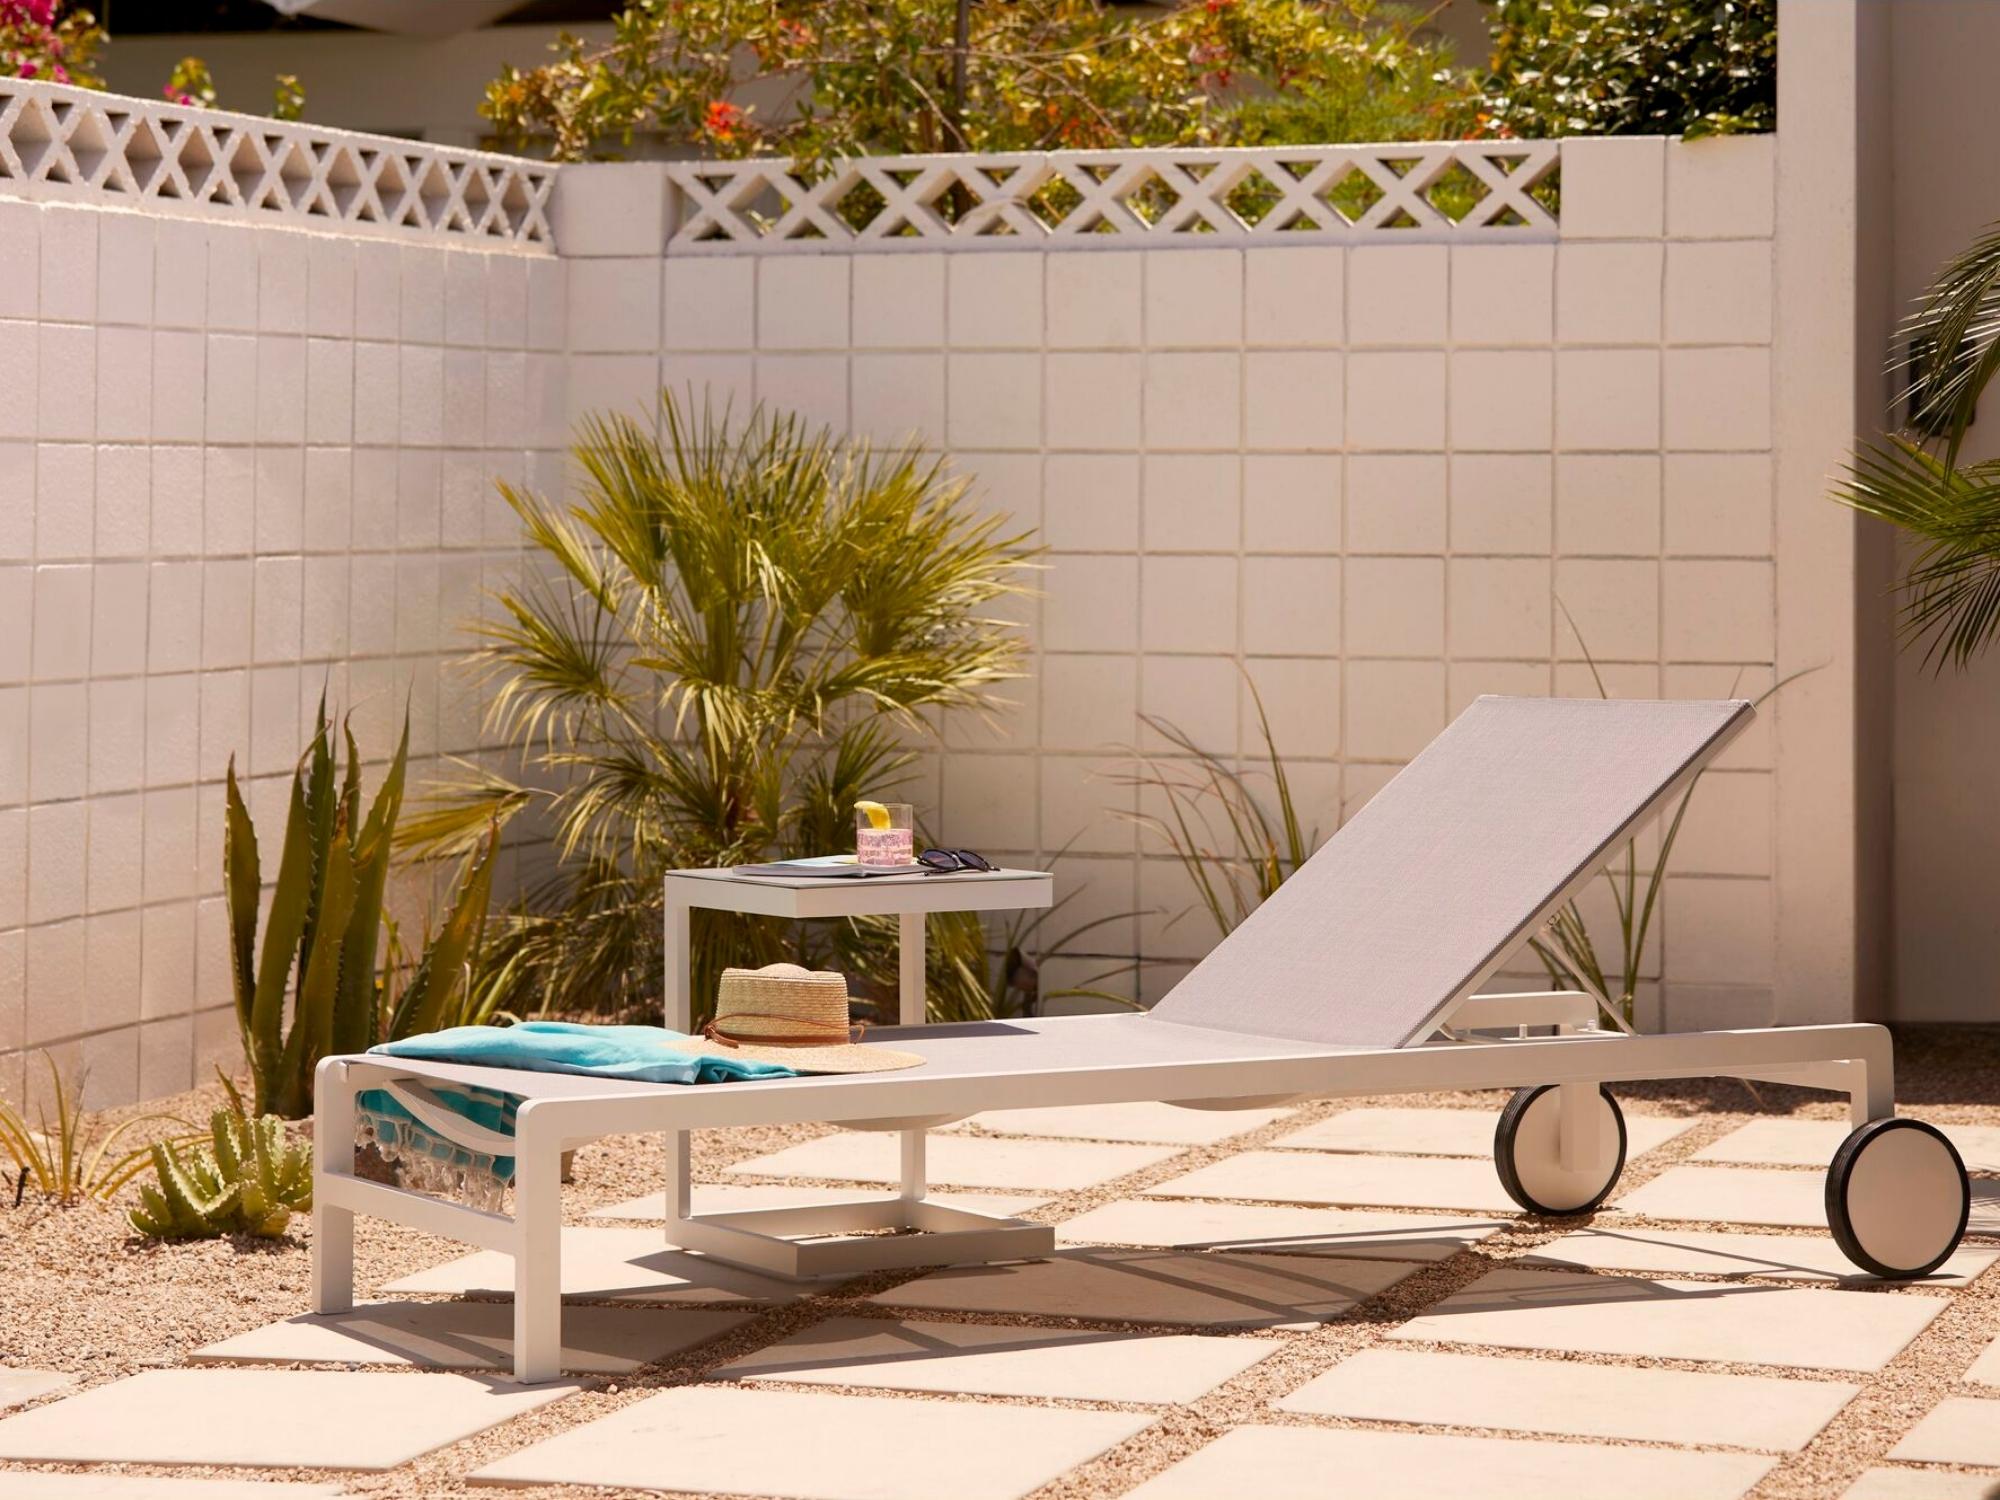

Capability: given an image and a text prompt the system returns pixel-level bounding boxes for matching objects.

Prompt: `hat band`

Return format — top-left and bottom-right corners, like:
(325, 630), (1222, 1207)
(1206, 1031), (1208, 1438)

(703, 1012), (869, 1049)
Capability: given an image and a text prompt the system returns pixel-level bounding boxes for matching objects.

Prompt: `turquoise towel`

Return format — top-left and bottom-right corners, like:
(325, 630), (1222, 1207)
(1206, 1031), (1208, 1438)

(355, 1021), (798, 1187)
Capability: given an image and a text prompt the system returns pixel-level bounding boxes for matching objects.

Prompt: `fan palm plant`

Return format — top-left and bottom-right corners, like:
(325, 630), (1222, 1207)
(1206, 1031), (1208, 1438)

(1834, 221), (2000, 668)
(402, 392), (1036, 1026)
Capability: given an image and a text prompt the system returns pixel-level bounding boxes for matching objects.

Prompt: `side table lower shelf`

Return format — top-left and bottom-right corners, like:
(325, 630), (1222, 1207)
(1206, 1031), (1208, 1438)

(664, 1196), (1055, 1279)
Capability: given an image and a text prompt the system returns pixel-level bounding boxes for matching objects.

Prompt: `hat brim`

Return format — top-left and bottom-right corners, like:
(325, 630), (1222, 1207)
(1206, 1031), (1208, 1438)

(664, 1035), (926, 1075)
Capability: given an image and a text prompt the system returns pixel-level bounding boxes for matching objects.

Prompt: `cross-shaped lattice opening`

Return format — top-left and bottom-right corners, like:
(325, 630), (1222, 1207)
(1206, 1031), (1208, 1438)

(1025, 175), (1083, 231)
(1423, 159), (1490, 224)
(122, 116), (171, 195)
(220, 129), (264, 204)
(67, 106), (121, 184)
(498, 169), (534, 235)
(1323, 166), (1385, 224)
(831, 176), (887, 232)
(173, 124), (219, 200)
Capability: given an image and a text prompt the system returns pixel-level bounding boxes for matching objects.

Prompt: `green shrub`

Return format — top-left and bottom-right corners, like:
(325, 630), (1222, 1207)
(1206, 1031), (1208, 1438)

(1479, 0), (1776, 139)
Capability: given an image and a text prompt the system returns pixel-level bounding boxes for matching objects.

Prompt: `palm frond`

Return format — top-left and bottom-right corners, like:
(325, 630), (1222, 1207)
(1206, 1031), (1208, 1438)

(1834, 436), (2000, 669)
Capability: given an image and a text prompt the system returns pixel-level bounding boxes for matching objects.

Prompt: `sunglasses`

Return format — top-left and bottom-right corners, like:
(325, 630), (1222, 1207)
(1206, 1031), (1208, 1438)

(918, 847), (995, 874)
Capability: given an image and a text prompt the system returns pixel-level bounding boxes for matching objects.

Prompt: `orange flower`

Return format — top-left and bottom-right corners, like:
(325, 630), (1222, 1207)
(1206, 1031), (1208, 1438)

(703, 98), (744, 141)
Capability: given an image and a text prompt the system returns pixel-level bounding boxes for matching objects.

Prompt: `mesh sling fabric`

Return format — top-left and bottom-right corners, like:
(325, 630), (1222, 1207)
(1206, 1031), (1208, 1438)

(1146, 696), (1752, 1050)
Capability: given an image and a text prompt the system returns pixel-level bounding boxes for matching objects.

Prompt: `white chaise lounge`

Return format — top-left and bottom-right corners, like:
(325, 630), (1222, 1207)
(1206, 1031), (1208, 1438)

(312, 697), (1974, 1382)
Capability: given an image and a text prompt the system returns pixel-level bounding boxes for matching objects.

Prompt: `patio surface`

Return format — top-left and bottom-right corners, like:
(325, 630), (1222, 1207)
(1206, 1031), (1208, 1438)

(1, 1033), (1997, 1500)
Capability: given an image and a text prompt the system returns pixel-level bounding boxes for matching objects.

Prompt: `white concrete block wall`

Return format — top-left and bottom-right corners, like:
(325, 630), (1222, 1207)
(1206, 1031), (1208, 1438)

(2, 123), (1834, 1107)
(0, 195), (567, 1110)
(584, 135), (1788, 1029)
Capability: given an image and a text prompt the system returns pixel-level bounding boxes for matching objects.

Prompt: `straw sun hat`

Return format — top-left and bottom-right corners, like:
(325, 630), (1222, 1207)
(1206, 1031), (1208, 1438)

(696, 963), (925, 1074)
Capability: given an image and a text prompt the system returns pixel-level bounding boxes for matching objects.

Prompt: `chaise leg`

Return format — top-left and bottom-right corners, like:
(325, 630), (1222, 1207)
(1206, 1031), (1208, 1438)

(512, 1106), (563, 1384)
(1555, 1080), (1600, 1173)
(311, 1057), (355, 1315)
(1849, 1026), (1896, 1129)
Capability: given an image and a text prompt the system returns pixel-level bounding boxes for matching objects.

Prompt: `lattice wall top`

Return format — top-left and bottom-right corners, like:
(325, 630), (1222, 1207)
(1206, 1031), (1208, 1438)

(667, 141), (1559, 253)
(0, 78), (555, 250)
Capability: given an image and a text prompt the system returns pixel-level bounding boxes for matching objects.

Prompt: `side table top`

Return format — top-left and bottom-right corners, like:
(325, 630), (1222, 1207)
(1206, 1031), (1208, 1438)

(662, 865), (1053, 919)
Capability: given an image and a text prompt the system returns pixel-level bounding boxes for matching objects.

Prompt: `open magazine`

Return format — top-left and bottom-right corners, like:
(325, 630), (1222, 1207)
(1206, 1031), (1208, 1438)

(732, 854), (930, 879)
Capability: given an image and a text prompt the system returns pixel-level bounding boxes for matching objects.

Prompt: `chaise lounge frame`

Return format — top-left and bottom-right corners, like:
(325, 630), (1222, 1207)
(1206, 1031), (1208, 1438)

(310, 698), (1922, 1383)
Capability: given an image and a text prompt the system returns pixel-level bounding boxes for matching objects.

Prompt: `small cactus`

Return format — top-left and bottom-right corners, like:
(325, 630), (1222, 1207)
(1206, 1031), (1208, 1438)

(129, 1106), (312, 1241)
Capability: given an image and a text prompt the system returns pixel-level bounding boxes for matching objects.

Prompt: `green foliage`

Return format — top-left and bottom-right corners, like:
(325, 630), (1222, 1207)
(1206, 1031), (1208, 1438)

(1112, 671), (1320, 942)
(273, 73), (306, 122)
(0, 1054), (185, 1207)
(129, 1098), (312, 1241)
(401, 391), (1035, 1026)
(1478, 0), (1776, 140)
(1, 0), (104, 89)
(1834, 223), (2000, 670)
(482, 0), (1477, 163)
(163, 55), (217, 109)
(228, 697), (499, 1119)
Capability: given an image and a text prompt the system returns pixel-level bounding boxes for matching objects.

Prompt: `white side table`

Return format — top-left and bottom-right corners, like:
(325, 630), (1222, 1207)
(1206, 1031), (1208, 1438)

(659, 865), (1054, 1277)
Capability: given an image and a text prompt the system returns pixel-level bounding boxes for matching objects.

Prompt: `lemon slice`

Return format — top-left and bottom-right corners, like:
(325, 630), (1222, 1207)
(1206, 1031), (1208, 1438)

(854, 799), (892, 831)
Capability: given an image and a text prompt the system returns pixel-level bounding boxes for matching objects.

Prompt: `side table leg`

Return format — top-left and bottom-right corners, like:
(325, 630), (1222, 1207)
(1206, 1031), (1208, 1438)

(898, 910), (927, 1204)
(664, 896), (693, 1239)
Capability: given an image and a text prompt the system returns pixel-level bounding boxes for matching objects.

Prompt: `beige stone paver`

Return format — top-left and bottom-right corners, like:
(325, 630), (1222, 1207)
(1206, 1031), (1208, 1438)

(1057, 1197), (1503, 1261)
(945, 1101), (1291, 1145)
(1273, 1105), (1690, 1158)
(383, 1226), (806, 1304)
(1390, 1267), (1946, 1372)
(1969, 1334), (2000, 1386)
(0, 1477), (343, 1498)
(1147, 1149), (1519, 1212)
(0, 1371), (70, 1411)
(1620, 1165), (2000, 1233)
(472, 1384), (1154, 1500)
(0, 1369), (575, 1469)
(1278, 1347), (1857, 1450)
(871, 1246), (1417, 1329)
(590, 1184), (1049, 1222)
(1888, 1397), (2000, 1465)
(721, 1315), (1279, 1402)
(1614, 1164), (1829, 1226)
(1523, 1226), (1998, 1286)
(1122, 1425), (1775, 1500)
(727, 1132), (1181, 1190)
(192, 1300), (749, 1374)
(1841, 1466), (2000, 1499)
(1698, 1118), (2000, 1171)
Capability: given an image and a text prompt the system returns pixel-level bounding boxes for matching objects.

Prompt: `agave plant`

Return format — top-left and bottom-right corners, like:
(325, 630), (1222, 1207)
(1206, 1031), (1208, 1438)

(1835, 220), (2000, 669)
(0, 1054), (190, 1208)
(402, 392), (1036, 1025)
(229, 697), (498, 1118)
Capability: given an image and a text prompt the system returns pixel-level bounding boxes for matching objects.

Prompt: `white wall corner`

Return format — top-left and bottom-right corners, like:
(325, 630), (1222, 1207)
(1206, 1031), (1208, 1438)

(1772, 0), (1883, 1025)
(547, 162), (670, 258)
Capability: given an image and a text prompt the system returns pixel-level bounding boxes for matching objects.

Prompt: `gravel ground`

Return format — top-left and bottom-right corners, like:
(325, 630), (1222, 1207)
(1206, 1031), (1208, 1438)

(0, 1026), (1996, 1500)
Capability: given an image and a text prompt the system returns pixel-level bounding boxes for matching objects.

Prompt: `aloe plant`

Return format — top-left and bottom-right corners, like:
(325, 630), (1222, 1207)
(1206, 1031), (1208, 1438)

(228, 696), (498, 1118)
(129, 1095), (313, 1241)
(0, 1054), (188, 1207)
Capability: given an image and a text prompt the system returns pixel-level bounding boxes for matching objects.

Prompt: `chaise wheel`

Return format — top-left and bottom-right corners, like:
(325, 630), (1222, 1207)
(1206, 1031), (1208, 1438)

(1494, 1084), (1628, 1216)
(1825, 1118), (1970, 1279)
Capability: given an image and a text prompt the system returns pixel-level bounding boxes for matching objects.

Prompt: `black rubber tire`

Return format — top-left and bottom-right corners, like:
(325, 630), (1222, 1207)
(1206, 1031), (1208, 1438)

(1493, 1083), (1629, 1216)
(1825, 1117), (1970, 1280)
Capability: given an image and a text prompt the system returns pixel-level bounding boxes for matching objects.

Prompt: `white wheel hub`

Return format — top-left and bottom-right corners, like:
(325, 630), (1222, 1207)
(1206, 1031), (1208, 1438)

(1507, 1086), (1623, 1213)
(1835, 1122), (1967, 1274)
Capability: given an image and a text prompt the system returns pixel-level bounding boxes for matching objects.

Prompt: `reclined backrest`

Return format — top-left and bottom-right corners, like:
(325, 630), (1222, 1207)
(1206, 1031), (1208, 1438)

(1147, 696), (1752, 1049)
